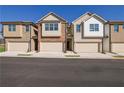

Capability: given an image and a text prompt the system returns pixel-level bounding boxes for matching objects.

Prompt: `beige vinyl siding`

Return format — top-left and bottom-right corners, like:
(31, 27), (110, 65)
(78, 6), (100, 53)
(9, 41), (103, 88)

(3, 25), (23, 37)
(43, 15), (59, 21)
(42, 23), (61, 37)
(4, 25), (37, 52)
(111, 25), (124, 43)
(73, 14), (91, 42)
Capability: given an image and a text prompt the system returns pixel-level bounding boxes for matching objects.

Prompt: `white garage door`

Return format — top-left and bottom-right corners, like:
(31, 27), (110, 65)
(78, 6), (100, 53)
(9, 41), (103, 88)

(40, 42), (63, 52)
(75, 43), (98, 53)
(112, 43), (124, 53)
(8, 42), (29, 52)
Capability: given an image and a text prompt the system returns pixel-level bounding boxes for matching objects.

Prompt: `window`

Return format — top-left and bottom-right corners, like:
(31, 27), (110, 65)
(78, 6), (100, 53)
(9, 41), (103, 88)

(90, 24), (99, 31)
(114, 24), (119, 32)
(45, 23), (58, 31)
(76, 24), (80, 32)
(50, 24), (54, 30)
(90, 24), (94, 31)
(25, 25), (30, 32)
(45, 24), (49, 31)
(54, 23), (58, 30)
(8, 24), (16, 31)
(95, 24), (99, 31)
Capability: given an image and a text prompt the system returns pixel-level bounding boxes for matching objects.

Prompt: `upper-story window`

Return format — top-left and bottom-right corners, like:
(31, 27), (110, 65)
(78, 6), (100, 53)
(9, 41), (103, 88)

(90, 24), (99, 31)
(76, 24), (80, 32)
(114, 24), (119, 32)
(54, 23), (58, 30)
(45, 23), (58, 31)
(45, 24), (49, 31)
(50, 24), (54, 30)
(8, 24), (16, 31)
(25, 25), (30, 32)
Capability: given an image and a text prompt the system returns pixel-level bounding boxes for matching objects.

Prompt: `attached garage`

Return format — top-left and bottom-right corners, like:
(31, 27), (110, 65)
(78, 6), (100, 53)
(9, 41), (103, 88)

(112, 43), (124, 53)
(75, 43), (99, 53)
(40, 42), (63, 52)
(7, 42), (29, 52)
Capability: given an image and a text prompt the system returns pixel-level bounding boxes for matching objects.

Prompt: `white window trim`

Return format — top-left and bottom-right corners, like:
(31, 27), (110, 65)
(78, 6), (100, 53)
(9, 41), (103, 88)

(76, 24), (80, 32)
(90, 24), (99, 32)
(8, 24), (16, 31)
(25, 25), (30, 32)
(45, 23), (58, 31)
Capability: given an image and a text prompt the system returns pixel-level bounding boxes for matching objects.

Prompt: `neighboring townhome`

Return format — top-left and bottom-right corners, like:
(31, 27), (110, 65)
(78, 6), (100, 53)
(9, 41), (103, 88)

(1, 12), (124, 54)
(1, 21), (38, 52)
(72, 12), (107, 53)
(36, 12), (68, 52)
(109, 21), (124, 53)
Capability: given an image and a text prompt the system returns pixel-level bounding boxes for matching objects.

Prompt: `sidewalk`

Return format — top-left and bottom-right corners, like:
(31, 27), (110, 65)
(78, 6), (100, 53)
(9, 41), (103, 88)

(116, 53), (124, 56)
(0, 51), (19, 57)
(79, 53), (112, 59)
(0, 51), (35, 57)
(109, 52), (124, 59)
(33, 51), (65, 58)
(34, 52), (114, 59)
(0, 51), (115, 59)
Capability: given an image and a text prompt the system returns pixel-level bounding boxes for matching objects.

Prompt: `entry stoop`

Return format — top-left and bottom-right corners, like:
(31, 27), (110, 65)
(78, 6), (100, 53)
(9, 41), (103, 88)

(65, 51), (80, 57)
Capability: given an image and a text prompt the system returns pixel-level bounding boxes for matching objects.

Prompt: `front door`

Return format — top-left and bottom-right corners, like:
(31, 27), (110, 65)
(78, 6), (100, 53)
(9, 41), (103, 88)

(34, 39), (38, 51)
(67, 39), (72, 51)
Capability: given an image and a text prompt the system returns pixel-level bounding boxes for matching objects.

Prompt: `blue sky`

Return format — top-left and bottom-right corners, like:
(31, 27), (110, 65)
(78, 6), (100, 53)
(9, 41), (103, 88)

(0, 5), (124, 32)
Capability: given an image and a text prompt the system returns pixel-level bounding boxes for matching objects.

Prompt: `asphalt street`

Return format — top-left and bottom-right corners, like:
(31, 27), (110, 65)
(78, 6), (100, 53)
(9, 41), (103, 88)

(0, 57), (124, 87)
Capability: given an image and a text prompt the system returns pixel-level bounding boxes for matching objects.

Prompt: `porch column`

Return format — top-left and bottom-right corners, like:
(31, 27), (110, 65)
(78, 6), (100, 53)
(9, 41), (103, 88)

(64, 23), (67, 53)
(81, 22), (84, 38)
(38, 24), (41, 52)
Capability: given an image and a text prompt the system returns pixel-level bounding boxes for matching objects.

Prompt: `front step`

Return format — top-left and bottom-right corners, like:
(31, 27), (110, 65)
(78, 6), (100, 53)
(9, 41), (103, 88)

(65, 51), (80, 57)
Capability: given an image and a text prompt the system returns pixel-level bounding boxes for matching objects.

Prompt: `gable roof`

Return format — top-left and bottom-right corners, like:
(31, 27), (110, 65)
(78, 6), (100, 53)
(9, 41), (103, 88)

(0, 21), (38, 28)
(37, 12), (67, 23)
(83, 13), (107, 23)
(72, 12), (93, 23)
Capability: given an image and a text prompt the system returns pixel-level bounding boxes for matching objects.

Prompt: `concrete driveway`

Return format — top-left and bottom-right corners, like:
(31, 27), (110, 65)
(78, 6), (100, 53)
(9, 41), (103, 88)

(0, 57), (124, 87)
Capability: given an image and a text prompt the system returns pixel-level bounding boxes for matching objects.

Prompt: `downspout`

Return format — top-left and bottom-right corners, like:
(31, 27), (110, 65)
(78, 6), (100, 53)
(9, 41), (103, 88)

(2, 25), (6, 51)
(29, 24), (31, 52)
(102, 24), (105, 53)
(109, 24), (112, 53)
(102, 38), (104, 53)
(4, 38), (6, 51)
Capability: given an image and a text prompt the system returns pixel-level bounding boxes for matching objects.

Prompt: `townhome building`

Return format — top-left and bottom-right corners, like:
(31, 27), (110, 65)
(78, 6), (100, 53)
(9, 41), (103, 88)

(1, 22), (38, 52)
(109, 21), (124, 53)
(72, 12), (107, 53)
(1, 12), (124, 53)
(36, 12), (68, 52)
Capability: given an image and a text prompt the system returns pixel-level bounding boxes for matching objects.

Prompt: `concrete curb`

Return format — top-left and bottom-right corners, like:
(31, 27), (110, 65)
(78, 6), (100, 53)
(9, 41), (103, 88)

(1, 52), (124, 59)
(0, 55), (113, 59)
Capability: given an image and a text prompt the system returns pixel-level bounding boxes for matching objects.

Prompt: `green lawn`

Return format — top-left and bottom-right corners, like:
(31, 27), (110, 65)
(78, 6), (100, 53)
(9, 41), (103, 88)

(0, 45), (5, 52)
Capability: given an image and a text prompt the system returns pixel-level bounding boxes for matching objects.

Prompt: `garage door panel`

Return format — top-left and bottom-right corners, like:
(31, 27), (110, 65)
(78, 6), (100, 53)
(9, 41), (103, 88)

(8, 42), (29, 52)
(40, 42), (62, 52)
(75, 43), (98, 53)
(112, 43), (124, 53)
